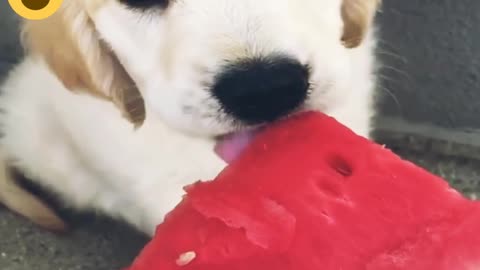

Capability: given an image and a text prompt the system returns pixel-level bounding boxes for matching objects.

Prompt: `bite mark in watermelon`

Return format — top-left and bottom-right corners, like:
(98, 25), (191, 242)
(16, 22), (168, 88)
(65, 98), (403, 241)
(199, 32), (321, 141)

(127, 111), (480, 270)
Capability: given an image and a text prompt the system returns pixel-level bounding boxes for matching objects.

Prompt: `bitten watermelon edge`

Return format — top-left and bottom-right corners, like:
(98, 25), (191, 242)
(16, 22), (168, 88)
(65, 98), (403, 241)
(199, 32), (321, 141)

(126, 111), (480, 270)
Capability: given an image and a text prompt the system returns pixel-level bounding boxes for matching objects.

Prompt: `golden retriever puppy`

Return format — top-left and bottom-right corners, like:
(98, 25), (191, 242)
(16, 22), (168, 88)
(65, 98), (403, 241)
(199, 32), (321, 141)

(0, 0), (380, 235)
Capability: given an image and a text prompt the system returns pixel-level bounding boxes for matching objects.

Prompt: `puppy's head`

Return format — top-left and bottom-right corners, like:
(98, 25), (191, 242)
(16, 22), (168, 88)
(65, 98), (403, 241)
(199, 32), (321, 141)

(22, 0), (380, 135)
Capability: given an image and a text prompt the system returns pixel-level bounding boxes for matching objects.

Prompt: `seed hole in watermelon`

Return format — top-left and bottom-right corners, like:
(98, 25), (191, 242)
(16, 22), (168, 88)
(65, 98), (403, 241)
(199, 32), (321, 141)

(326, 155), (352, 177)
(314, 179), (343, 199)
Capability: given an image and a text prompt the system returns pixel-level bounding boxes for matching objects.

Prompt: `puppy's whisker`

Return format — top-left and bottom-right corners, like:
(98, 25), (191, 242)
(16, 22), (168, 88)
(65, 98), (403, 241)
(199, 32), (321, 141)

(376, 49), (408, 63)
(378, 66), (414, 88)
(376, 39), (402, 52)
(377, 85), (402, 113)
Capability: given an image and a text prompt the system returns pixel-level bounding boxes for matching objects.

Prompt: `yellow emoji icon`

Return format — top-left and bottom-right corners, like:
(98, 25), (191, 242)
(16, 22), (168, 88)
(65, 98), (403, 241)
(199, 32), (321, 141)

(8, 0), (63, 20)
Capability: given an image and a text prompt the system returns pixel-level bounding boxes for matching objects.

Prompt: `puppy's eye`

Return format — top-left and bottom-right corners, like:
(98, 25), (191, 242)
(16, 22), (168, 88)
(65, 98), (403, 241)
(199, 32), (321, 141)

(120, 0), (169, 9)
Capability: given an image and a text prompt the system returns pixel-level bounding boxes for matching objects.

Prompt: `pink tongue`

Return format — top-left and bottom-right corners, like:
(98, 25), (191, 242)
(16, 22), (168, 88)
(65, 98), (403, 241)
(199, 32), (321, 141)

(214, 130), (257, 164)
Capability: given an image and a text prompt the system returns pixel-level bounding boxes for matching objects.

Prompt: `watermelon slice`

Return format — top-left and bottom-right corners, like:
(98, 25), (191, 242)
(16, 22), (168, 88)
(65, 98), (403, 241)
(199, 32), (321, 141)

(126, 111), (480, 270)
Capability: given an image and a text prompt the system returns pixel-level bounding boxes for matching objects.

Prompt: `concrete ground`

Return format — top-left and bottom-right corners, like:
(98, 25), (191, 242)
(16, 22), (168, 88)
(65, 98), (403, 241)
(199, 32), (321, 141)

(1, 145), (479, 270)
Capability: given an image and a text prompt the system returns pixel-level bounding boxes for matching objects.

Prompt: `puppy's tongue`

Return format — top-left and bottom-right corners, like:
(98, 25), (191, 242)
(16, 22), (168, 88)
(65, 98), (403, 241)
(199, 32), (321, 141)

(214, 130), (257, 164)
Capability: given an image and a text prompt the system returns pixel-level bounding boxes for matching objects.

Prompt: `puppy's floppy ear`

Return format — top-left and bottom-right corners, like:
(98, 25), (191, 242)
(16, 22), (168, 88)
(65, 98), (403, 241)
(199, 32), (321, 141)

(341, 0), (381, 48)
(21, 2), (145, 126)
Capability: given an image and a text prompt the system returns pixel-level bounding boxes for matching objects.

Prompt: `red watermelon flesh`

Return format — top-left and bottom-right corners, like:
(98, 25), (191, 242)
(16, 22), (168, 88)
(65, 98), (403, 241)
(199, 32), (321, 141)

(127, 111), (480, 270)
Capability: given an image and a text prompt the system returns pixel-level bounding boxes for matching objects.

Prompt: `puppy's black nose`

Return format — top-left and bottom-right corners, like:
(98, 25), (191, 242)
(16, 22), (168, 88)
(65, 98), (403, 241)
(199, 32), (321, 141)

(212, 55), (310, 124)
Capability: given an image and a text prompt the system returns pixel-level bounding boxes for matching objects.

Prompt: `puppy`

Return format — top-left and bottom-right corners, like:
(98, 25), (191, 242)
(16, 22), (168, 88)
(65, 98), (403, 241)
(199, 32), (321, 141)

(0, 0), (380, 236)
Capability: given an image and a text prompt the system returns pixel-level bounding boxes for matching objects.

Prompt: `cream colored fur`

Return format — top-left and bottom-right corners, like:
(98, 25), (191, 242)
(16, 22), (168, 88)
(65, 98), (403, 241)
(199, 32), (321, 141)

(0, 0), (380, 235)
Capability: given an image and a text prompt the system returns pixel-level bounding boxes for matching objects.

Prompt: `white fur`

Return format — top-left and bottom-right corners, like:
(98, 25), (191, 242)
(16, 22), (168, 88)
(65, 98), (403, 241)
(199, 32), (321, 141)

(0, 0), (376, 235)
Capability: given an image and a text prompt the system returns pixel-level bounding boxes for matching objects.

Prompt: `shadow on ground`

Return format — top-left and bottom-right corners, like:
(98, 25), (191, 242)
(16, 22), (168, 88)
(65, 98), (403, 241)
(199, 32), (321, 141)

(0, 211), (147, 270)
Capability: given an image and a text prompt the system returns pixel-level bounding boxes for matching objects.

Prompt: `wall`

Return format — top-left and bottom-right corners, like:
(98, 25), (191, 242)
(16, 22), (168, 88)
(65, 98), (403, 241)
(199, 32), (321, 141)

(374, 0), (480, 157)
(0, 1), (21, 80)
